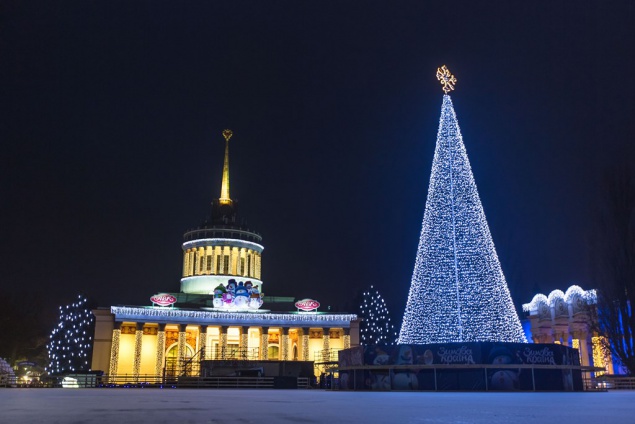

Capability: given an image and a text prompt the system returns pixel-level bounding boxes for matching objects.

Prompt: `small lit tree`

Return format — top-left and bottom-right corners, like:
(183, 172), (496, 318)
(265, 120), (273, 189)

(359, 285), (396, 345)
(46, 294), (95, 375)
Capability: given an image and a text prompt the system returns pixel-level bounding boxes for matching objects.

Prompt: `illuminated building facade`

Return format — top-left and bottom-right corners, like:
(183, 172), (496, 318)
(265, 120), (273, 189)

(91, 130), (358, 379)
(522, 285), (615, 374)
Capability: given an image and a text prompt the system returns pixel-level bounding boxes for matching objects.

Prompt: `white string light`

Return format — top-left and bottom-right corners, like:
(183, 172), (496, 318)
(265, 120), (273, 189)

(46, 294), (95, 374)
(359, 285), (397, 345)
(398, 95), (526, 344)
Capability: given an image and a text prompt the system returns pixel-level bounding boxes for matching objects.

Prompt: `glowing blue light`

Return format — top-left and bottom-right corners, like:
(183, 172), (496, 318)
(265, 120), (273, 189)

(398, 94), (526, 344)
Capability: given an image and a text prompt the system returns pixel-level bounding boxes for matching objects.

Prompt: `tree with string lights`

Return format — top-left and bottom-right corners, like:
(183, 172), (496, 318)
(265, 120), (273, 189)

(46, 294), (95, 375)
(590, 167), (635, 374)
(359, 285), (397, 345)
(398, 66), (526, 344)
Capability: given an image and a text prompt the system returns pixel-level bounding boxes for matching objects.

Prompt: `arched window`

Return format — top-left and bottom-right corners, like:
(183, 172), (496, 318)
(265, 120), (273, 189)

(164, 344), (194, 377)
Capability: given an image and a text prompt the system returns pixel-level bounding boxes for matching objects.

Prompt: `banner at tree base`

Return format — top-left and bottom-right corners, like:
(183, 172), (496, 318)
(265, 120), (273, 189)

(338, 342), (583, 391)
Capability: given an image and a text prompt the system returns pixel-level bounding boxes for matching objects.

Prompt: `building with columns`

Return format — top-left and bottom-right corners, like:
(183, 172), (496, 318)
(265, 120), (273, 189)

(522, 285), (615, 374)
(91, 130), (359, 380)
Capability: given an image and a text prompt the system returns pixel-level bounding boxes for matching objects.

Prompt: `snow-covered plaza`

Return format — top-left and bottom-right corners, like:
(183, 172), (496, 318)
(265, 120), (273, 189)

(1, 389), (634, 424)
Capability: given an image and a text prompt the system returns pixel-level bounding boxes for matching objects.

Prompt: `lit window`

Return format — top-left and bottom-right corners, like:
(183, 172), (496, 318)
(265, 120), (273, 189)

(268, 345), (279, 360)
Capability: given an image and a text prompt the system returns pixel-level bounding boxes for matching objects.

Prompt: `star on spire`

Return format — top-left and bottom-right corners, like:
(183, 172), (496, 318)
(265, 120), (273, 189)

(436, 65), (457, 94)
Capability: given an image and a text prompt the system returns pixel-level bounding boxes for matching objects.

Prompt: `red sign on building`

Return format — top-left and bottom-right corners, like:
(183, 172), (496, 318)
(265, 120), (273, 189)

(150, 294), (177, 307)
(295, 298), (320, 311)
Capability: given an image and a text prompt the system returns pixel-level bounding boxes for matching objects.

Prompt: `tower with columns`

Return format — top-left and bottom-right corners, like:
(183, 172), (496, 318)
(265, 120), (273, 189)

(180, 129), (264, 295)
(91, 130), (359, 380)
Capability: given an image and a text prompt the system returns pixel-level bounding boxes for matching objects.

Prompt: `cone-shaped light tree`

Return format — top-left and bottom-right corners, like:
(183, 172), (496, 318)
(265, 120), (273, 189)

(359, 285), (397, 345)
(398, 66), (526, 344)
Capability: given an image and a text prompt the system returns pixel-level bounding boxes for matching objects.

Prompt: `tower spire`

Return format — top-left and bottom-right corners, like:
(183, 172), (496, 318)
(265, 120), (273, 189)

(219, 129), (233, 205)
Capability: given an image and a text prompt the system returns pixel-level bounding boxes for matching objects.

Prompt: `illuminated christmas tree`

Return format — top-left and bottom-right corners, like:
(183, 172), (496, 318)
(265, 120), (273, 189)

(359, 285), (397, 345)
(46, 295), (95, 374)
(398, 66), (526, 344)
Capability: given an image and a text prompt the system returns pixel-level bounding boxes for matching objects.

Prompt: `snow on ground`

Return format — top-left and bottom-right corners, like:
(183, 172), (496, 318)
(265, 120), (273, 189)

(1, 389), (634, 424)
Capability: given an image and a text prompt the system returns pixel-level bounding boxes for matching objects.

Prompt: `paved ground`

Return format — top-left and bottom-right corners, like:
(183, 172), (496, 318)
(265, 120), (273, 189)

(1, 389), (634, 424)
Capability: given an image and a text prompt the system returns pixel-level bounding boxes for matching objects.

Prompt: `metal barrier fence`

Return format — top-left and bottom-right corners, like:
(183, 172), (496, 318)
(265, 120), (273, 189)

(177, 376), (310, 389)
(204, 346), (261, 360)
(314, 349), (340, 363)
(176, 377), (275, 388)
(0, 375), (17, 388)
(333, 364), (607, 392)
(593, 376), (635, 390)
(4, 374), (311, 389)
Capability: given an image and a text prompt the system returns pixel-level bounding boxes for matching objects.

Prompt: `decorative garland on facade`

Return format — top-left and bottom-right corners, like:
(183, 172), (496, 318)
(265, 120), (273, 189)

(111, 306), (357, 326)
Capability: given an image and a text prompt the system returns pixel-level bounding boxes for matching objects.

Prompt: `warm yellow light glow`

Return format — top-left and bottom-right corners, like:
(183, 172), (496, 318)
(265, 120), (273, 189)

(571, 338), (582, 364)
(117, 332), (136, 375)
(134, 333), (157, 378)
(592, 336), (610, 376)
(436, 65), (457, 94)
(219, 129), (233, 205)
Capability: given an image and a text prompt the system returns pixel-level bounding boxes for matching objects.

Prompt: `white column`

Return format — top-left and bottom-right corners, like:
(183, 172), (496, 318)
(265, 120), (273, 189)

(132, 323), (144, 380)
(343, 328), (351, 349)
(302, 327), (310, 361)
(220, 326), (228, 359)
(108, 322), (122, 380)
(240, 326), (249, 359)
(199, 326), (208, 360)
(281, 328), (289, 361)
(177, 324), (187, 373)
(155, 324), (166, 378)
(322, 328), (331, 361)
(260, 327), (269, 360)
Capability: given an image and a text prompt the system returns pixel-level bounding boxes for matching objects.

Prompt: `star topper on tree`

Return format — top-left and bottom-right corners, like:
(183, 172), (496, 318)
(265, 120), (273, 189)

(436, 65), (457, 94)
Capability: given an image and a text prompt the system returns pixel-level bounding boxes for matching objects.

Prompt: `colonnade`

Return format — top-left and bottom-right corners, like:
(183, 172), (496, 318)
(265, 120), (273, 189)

(107, 322), (350, 377)
(523, 286), (614, 374)
(531, 323), (614, 374)
(182, 245), (262, 278)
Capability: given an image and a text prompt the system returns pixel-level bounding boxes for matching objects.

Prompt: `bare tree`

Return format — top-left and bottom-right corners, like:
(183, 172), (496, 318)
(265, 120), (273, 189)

(0, 289), (53, 366)
(591, 167), (635, 374)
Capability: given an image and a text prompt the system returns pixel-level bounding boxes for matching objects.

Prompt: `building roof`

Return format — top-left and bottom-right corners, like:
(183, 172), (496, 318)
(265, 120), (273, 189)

(111, 306), (358, 328)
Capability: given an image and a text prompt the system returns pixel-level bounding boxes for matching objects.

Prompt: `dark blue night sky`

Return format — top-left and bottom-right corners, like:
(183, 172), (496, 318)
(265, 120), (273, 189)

(2, 2), (634, 318)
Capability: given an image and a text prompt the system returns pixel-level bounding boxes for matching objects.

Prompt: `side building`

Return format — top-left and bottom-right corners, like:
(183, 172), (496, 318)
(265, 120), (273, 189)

(522, 285), (619, 375)
(91, 130), (359, 380)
